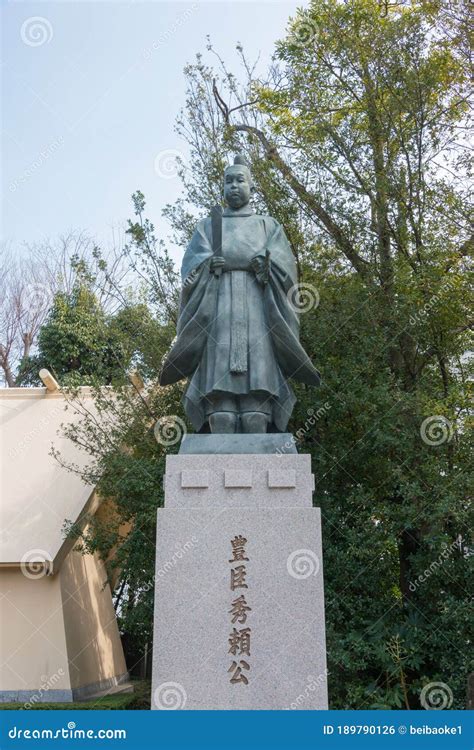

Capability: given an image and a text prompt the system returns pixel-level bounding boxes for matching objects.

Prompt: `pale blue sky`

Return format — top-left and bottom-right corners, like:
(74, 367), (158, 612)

(2, 0), (302, 255)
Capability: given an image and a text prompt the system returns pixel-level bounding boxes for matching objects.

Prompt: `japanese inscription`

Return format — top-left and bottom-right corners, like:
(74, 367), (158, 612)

(228, 535), (252, 685)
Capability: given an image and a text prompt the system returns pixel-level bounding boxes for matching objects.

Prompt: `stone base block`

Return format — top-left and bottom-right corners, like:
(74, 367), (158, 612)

(151, 503), (327, 710)
(164, 453), (314, 508)
(152, 448), (328, 710)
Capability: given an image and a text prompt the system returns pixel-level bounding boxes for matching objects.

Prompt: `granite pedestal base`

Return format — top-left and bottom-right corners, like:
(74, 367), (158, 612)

(151, 448), (328, 710)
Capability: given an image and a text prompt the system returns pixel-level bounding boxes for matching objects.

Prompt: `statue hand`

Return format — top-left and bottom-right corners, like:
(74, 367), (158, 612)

(250, 255), (270, 285)
(210, 256), (226, 273)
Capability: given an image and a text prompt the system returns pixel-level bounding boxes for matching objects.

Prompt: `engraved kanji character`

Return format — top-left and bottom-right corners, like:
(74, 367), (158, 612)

(229, 594), (251, 624)
(228, 627), (251, 656)
(228, 659), (250, 685)
(229, 535), (249, 562)
(230, 564), (248, 590)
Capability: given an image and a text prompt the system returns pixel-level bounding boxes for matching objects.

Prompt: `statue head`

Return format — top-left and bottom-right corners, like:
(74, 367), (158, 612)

(224, 155), (253, 210)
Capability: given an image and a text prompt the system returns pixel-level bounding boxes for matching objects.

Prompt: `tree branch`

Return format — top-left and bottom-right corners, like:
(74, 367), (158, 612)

(230, 121), (372, 278)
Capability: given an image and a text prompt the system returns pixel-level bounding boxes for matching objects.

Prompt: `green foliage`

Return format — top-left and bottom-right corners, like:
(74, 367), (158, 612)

(291, 269), (472, 708)
(17, 260), (169, 387)
(56, 372), (184, 649)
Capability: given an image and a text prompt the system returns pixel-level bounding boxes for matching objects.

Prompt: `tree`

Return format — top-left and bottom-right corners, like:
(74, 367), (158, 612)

(0, 244), (54, 386)
(17, 256), (170, 388)
(0, 231), (129, 386)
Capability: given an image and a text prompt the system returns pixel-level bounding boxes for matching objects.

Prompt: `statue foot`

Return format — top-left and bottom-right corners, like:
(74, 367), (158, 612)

(209, 412), (237, 434)
(241, 412), (268, 433)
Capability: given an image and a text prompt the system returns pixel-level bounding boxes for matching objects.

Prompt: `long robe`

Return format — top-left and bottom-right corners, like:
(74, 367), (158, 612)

(160, 206), (320, 431)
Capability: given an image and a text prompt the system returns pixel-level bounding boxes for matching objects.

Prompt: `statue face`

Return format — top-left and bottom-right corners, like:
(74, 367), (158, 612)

(224, 167), (251, 209)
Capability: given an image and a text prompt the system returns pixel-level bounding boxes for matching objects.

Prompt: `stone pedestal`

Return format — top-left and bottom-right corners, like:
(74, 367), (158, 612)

(151, 447), (328, 710)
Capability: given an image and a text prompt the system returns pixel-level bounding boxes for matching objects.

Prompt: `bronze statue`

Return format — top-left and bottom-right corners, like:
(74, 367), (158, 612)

(160, 156), (320, 433)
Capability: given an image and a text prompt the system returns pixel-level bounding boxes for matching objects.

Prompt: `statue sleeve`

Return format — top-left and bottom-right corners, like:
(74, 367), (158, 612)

(181, 218), (213, 282)
(249, 218), (298, 291)
(159, 259), (217, 385)
(262, 221), (321, 387)
(159, 218), (216, 385)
